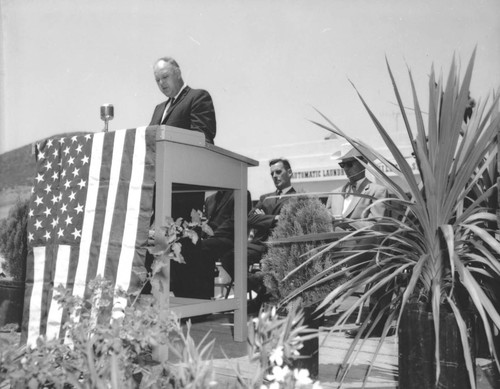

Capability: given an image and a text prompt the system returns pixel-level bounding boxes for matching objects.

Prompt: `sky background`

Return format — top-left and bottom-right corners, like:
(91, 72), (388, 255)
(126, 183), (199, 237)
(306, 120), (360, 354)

(1, 0), (499, 158)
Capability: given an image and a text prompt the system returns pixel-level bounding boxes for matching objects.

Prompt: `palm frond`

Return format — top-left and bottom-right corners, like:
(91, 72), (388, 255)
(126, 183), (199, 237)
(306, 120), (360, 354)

(302, 50), (500, 385)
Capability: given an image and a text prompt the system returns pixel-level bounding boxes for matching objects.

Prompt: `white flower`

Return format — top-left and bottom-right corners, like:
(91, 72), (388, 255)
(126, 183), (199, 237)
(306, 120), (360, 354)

(269, 345), (284, 366)
(312, 381), (323, 389)
(266, 365), (291, 382)
(293, 368), (313, 385)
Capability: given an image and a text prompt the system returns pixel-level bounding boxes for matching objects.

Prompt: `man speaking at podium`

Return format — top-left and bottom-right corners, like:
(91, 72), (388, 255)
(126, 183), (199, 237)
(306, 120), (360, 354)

(150, 56), (216, 144)
(149, 56), (217, 299)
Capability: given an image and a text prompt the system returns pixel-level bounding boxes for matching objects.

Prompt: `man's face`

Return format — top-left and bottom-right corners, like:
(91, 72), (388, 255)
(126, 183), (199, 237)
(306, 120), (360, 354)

(154, 61), (183, 98)
(340, 159), (365, 183)
(270, 162), (292, 190)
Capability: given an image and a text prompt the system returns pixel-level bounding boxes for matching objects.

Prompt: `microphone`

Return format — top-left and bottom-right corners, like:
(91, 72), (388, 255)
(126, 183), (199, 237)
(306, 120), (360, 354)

(100, 104), (114, 132)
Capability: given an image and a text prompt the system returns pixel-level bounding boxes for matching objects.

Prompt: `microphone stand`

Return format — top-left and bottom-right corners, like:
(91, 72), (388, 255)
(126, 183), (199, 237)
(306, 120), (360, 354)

(100, 104), (114, 132)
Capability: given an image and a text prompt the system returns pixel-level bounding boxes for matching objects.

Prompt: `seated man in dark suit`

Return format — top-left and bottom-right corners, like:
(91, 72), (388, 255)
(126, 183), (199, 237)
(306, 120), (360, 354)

(211, 158), (295, 308)
(200, 189), (252, 263)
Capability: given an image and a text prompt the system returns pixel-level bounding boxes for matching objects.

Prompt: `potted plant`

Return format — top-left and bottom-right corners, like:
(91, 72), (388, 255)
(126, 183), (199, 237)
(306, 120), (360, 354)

(260, 194), (348, 378)
(285, 50), (500, 388)
(0, 198), (30, 330)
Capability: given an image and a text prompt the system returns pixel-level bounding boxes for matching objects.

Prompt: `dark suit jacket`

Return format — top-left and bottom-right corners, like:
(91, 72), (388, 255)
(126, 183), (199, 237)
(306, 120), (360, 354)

(248, 188), (296, 246)
(150, 86), (216, 144)
(205, 190), (252, 231)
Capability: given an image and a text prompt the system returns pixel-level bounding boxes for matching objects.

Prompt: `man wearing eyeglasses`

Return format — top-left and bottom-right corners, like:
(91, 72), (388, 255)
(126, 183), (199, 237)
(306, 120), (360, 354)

(326, 147), (390, 338)
(326, 147), (387, 226)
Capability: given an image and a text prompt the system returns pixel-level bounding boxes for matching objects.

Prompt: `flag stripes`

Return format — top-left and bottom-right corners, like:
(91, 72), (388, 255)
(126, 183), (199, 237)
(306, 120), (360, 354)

(22, 127), (155, 346)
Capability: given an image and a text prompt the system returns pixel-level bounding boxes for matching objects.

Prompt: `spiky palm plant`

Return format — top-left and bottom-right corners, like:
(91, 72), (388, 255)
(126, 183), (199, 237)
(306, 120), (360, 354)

(284, 50), (500, 388)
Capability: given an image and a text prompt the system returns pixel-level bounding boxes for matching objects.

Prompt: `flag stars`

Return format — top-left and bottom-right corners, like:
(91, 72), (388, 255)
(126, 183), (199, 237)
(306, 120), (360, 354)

(84, 134), (91, 141)
(43, 207), (52, 217)
(52, 148), (59, 158)
(75, 203), (84, 214)
(37, 148), (45, 160)
(44, 160), (52, 171)
(81, 155), (89, 165)
(28, 232), (34, 242)
(46, 139), (53, 148)
(69, 191), (76, 201)
(43, 230), (51, 241)
(63, 146), (70, 156)
(77, 179), (86, 189)
(67, 156), (75, 166)
(65, 215), (73, 226)
(34, 219), (43, 230)
(64, 180), (71, 190)
(72, 167), (80, 177)
(44, 184), (52, 194)
(28, 209), (34, 218)
(61, 169), (67, 178)
(51, 171), (59, 181)
(51, 194), (60, 205)
(71, 136), (78, 143)
(75, 144), (83, 154)
(61, 203), (68, 213)
(57, 228), (64, 238)
(51, 217), (59, 228)
(71, 228), (81, 240)
(35, 196), (43, 206)
(35, 173), (44, 183)
(58, 137), (65, 145)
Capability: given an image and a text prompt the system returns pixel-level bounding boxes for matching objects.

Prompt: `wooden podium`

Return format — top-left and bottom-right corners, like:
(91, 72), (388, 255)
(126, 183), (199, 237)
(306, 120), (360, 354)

(153, 125), (258, 342)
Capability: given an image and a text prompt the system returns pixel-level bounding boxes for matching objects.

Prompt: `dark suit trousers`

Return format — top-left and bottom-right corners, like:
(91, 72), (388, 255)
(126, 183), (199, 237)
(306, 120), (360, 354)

(220, 242), (266, 282)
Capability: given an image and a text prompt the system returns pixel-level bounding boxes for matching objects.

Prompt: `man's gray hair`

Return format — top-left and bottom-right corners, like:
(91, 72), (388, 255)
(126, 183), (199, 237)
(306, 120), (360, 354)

(154, 57), (180, 70)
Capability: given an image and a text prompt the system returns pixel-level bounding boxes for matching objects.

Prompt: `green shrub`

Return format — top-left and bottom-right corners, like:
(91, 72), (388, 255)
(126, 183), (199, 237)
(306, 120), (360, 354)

(261, 195), (345, 308)
(0, 198), (30, 281)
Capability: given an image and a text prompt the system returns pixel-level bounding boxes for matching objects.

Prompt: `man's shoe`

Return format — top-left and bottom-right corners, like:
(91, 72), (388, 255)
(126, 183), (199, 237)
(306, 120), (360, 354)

(345, 324), (383, 338)
(247, 299), (262, 314)
(247, 291), (272, 315)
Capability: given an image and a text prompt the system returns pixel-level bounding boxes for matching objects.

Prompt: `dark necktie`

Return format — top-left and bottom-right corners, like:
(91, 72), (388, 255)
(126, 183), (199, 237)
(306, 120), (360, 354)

(161, 98), (175, 124)
(275, 190), (282, 204)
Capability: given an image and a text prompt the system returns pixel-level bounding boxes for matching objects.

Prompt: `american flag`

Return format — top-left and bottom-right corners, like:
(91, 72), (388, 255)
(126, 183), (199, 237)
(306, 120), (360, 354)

(21, 127), (155, 347)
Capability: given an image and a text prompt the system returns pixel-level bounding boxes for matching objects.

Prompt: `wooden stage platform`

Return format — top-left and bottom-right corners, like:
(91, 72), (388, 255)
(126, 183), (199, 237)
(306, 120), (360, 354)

(1, 307), (498, 388)
(185, 309), (499, 389)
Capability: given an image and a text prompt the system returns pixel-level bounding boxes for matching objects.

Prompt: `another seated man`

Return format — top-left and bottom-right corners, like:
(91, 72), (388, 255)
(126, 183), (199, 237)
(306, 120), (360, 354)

(326, 147), (390, 337)
(200, 190), (252, 280)
(326, 147), (387, 226)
